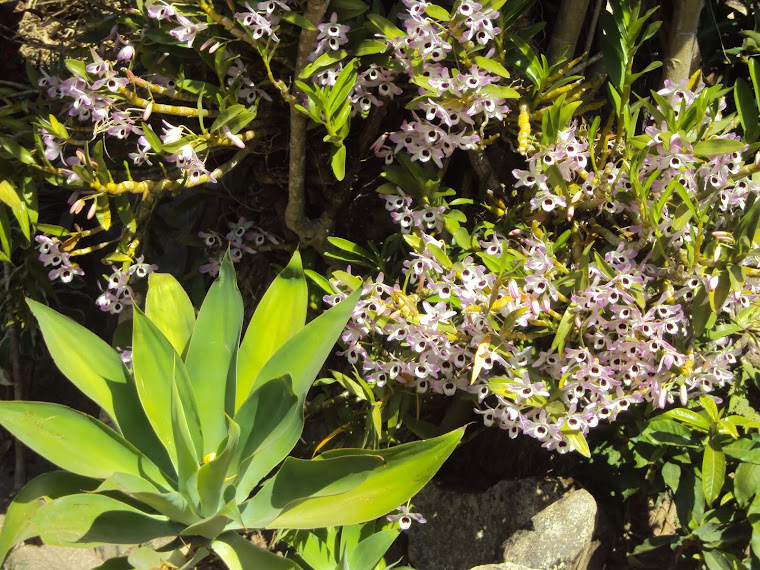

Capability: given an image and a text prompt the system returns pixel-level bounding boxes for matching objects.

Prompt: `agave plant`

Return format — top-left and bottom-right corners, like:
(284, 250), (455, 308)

(0, 252), (463, 569)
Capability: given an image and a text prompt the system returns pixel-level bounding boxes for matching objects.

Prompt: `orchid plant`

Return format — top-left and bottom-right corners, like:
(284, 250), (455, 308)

(0, 251), (463, 569)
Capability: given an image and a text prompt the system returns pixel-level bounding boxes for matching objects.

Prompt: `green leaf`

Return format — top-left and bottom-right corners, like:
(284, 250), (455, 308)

(280, 11), (318, 30)
(328, 0), (368, 18)
(662, 462), (681, 493)
(133, 309), (201, 470)
(263, 428), (464, 528)
(473, 56), (510, 79)
(663, 407), (710, 432)
(212, 531), (304, 570)
(700, 396), (719, 422)
(692, 138), (746, 157)
(703, 438), (726, 507)
(237, 252), (307, 409)
(241, 454), (383, 528)
(0, 401), (170, 487)
(424, 3), (450, 19)
(0, 204), (11, 258)
(46, 114), (70, 139)
(253, 287), (360, 398)
(703, 549), (732, 570)
(735, 77), (760, 142)
(0, 135), (36, 165)
(113, 194), (136, 232)
(734, 461), (760, 507)
(97, 472), (197, 525)
(146, 273), (196, 357)
(691, 285), (712, 337)
(141, 123), (163, 152)
(347, 528), (401, 570)
(0, 180), (22, 210)
(64, 59), (88, 79)
(31, 494), (182, 547)
(185, 253), (244, 455)
(330, 144), (347, 181)
(95, 193), (111, 231)
(564, 431), (590, 458)
(551, 305), (575, 356)
(26, 299), (172, 474)
(366, 14), (405, 41)
(210, 104), (246, 133)
(0, 471), (99, 565)
(233, 374), (300, 498)
(197, 419), (240, 517)
(170, 363), (202, 505)
(353, 39), (387, 56)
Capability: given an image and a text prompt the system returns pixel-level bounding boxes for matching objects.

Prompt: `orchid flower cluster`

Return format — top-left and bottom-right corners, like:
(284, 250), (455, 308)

(34, 235), (85, 283)
(95, 256), (157, 314)
(324, 80), (760, 454)
(197, 216), (280, 276)
(368, 0), (511, 168)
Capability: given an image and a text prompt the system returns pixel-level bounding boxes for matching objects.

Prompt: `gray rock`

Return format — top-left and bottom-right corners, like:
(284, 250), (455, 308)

(407, 478), (574, 570)
(502, 489), (598, 570)
(470, 562), (537, 570)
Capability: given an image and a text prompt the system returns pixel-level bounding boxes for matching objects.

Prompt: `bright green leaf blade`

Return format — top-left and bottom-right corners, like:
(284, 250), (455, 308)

(146, 273), (196, 357)
(662, 407), (711, 431)
(236, 252), (307, 410)
(212, 531), (304, 570)
(133, 309), (202, 469)
(703, 438), (726, 507)
(170, 363), (202, 507)
(26, 299), (172, 474)
(97, 472), (198, 525)
(240, 455), (383, 528)
(253, 287), (361, 398)
(265, 428), (464, 529)
(331, 145), (347, 181)
(31, 494), (182, 547)
(0, 180), (22, 210)
(692, 138), (746, 157)
(0, 471), (99, 565)
(232, 374), (299, 497)
(197, 420), (240, 517)
(734, 461), (760, 507)
(0, 400), (170, 487)
(185, 254), (244, 455)
(347, 529), (400, 570)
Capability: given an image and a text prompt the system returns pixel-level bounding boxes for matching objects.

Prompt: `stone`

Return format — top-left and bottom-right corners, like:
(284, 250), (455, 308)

(407, 477), (574, 570)
(501, 489), (598, 570)
(470, 562), (538, 570)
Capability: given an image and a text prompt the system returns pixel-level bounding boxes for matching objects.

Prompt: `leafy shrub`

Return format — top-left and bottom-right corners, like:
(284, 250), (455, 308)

(0, 252), (463, 568)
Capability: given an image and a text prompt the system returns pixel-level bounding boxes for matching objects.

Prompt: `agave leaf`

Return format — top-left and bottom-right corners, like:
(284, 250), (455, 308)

(26, 299), (172, 474)
(197, 419), (240, 517)
(232, 374), (298, 499)
(239, 455), (382, 528)
(0, 400), (172, 488)
(347, 528), (401, 570)
(185, 253), (244, 455)
(171, 363), (202, 507)
(133, 308), (197, 470)
(0, 471), (99, 565)
(146, 273), (196, 357)
(265, 428), (464, 528)
(128, 544), (209, 570)
(236, 252), (308, 410)
(181, 493), (243, 540)
(233, 289), (360, 500)
(212, 530), (304, 570)
(252, 288), (361, 398)
(97, 472), (198, 526)
(31, 493), (183, 547)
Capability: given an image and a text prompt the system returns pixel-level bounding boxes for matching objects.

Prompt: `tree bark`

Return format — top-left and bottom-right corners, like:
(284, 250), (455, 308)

(661, 0), (704, 85)
(548, 0), (591, 63)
